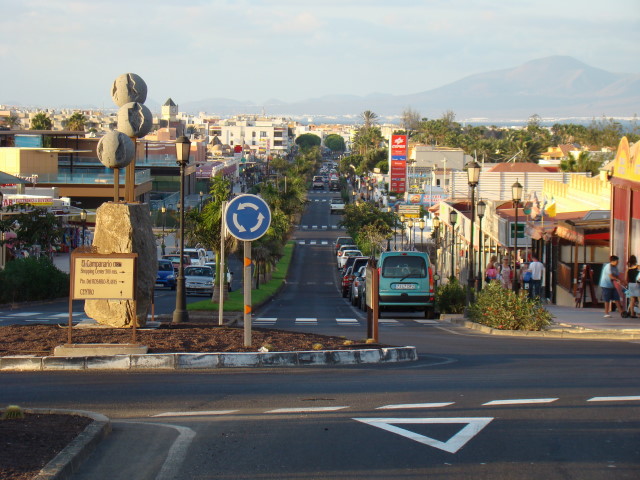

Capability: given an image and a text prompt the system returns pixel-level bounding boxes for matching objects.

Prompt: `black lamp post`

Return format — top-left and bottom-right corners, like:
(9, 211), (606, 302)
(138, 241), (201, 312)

(465, 160), (481, 308)
(80, 209), (87, 246)
(476, 199), (486, 292)
(199, 191), (204, 212)
(173, 136), (191, 324)
(386, 207), (392, 251)
(449, 210), (458, 280)
(400, 214), (406, 250)
(161, 205), (167, 256)
(419, 218), (425, 249)
(407, 219), (414, 250)
(512, 179), (523, 293)
(432, 215), (440, 285)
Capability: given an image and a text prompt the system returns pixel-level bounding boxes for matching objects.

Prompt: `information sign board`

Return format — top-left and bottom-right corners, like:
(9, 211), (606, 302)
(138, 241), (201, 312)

(71, 253), (137, 300)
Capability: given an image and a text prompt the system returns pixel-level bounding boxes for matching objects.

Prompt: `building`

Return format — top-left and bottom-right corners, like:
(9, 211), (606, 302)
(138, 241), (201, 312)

(208, 116), (292, 157)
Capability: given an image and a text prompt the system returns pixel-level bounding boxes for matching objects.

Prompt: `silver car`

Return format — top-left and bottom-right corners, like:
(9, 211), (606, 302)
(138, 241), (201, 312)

(184, 266), (214, 296)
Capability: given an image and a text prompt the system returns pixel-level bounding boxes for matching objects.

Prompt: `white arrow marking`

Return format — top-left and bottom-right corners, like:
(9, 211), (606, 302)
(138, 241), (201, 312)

(232, 213), (246, 232)
(250, 212), (265, 232)
(353, 417), (494, 454)
(238, 202), (259, 211)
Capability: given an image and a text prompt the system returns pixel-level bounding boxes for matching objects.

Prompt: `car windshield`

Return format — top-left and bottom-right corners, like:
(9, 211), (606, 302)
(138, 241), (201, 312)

(382, 256), (427, 278)
(158, 262), (173, 271)
(184, 267), (213, 277)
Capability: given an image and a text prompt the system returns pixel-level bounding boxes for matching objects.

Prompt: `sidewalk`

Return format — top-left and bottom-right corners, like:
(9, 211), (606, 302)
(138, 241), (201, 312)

(545, 304), (640, 333)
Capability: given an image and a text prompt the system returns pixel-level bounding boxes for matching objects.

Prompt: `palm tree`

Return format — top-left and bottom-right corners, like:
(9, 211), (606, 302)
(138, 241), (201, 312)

(30, 112), (52, 130)
(66, 112), (86, 131)
(360, 110), (378, 129)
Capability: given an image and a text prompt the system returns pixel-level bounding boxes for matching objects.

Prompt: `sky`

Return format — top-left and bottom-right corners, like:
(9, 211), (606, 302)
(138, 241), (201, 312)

(1, 0), (639, 109)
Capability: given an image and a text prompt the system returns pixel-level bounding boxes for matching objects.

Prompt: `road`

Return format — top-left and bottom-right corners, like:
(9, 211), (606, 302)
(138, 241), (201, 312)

(1, 188), (639, 479)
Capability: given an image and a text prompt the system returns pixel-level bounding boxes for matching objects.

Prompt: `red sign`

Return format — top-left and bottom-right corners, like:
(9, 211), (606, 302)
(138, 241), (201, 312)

(391, 135), (407, 159)
(390, 158), (407, 193)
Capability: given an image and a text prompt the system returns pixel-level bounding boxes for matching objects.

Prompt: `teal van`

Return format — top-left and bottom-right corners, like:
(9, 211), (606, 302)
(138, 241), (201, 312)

(377, 251), (435, 318)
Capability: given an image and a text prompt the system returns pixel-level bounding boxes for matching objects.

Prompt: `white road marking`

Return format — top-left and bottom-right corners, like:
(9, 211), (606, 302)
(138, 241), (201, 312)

(152, 410), (239, 417)
(321, 241), (328, 245)
(254, 318), (277, 325)
(8, 312), (39, 317)
(311, 225), (318, 229)
(267, 406), (349, 413)
(309, 241), (317, 245)
(587, 396), (640, 402)
(302, 225), (308, 229)
(117, 421), (196, 480)
(353, 417), (494, 454)
(336, 318), (359, 324)
(324, 282), (334, 285)
(482, 398), (558, 406)
(295, 318), (317, 324)
(298, 241), (305, 245)
(376, 402), (454, 410)
(415, 320), (438, 324)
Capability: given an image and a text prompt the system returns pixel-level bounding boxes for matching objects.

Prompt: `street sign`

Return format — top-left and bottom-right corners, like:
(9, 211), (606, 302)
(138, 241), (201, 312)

(225, 194), (272, 242)
(71, 253), (137, 300)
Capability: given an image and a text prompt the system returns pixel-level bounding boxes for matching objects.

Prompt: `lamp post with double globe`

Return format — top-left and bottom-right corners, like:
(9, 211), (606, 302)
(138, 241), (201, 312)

(173, 136), (191, 324)
(512, 179), (523, 293)
(449, 210), (458, 280)
(465, 160), (481, 308)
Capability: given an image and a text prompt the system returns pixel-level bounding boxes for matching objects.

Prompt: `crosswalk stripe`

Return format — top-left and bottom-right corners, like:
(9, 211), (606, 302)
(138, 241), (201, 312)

(321, 241), (328, 245)
(336, 318), (359, 324)
(415, 320), (438, 324)
(295, 318), (317, 324)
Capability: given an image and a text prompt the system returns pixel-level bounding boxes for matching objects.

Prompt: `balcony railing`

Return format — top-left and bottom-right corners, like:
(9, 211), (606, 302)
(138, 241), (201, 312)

(23, 169), (152, 185)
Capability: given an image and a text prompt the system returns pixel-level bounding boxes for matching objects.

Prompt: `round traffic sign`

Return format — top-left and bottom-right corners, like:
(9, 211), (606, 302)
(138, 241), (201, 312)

(225, 194), (272, 241)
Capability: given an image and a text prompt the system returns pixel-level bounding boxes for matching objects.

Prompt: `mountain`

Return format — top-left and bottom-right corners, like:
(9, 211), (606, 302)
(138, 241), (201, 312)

(179, 56), (640, 121)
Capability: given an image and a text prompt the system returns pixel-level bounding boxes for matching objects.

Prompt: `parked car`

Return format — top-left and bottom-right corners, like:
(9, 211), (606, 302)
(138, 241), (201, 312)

(334, 236), (354, 255)
(184, 265), (215, 296)
(350, 265), (367, 307)
(343, 256), (369, 278)
(377, 251), (435, 318)
(338, 250), (362, 270)
(162, 254), (191, 272)
(336, 244), (358, 266)
(155, 259), (176, 290)
(341, 266), (355, 297)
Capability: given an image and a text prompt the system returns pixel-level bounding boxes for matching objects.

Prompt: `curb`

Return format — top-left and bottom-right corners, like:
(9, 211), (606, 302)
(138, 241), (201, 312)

(444, 316), (640, 340)
(0, 346), (418, 371)
(28, 409), (111, 480)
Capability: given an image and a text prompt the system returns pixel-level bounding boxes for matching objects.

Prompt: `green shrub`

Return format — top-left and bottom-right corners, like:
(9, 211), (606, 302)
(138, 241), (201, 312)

(2, 405), (25, 420)
(469, 281), (552, 331)
(436, 278), (467, 314)
(0, 257), (69, 303)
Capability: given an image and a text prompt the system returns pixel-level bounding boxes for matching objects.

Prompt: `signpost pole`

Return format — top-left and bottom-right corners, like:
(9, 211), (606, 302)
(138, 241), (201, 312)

(244, 240), (252, 347)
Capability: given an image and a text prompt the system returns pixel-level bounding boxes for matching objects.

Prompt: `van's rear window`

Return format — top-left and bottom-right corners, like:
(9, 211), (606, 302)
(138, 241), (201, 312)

(382, 256), (427, 278)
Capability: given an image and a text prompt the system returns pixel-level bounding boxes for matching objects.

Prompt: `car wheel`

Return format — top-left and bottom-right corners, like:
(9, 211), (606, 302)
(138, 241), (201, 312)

(425, 307), (436, 319)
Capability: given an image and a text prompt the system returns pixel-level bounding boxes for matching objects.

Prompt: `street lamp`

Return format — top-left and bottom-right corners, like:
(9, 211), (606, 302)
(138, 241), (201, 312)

(400, 214), (406, 250)
(419, 219), (425, 248)
(449, 210), (458, 280)
(386, 207), (392, 251)
(432, 215), (440, 285)
(199, 191), (204, 212)
(173, 135), (191, 324)
(512, 179), (523, 293)
(80, 209), (87, 246)
(161, 205), (167, 256)
(407, 219), (414, 250)
(465, 160), (481, 308)
(476, 199), (486, 292)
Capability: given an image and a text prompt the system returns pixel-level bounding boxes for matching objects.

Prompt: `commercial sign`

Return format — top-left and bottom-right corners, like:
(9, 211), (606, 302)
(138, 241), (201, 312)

(406, 193), (447, 206)
(391, 135), (407, 159)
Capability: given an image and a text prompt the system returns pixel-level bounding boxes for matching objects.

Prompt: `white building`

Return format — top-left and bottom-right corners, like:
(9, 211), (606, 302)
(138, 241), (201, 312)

(209, 116), (291, 157)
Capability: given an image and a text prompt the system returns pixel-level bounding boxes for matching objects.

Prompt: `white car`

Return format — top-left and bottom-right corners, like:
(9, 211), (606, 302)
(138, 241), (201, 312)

(204, 262), (233, 291)
(338, 250), (363, 270)
(184, 265), (214, 296)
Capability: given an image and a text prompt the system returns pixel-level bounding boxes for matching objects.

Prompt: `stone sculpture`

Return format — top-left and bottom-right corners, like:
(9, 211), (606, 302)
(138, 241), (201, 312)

(117, 102), (153, 138)
(111, 73), (147, 107)
(96, 131), (134, 169)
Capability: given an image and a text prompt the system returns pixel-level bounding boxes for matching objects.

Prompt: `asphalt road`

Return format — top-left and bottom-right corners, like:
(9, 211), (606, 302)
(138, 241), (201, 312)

(1, 188), (639, 479)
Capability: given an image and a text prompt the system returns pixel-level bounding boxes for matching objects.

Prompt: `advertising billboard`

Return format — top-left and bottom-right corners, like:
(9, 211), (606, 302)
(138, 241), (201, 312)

(390, 135), (407, 193)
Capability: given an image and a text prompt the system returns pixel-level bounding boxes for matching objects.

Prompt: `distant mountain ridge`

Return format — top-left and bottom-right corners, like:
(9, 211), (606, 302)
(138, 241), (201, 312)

(181, 56), (640, 121)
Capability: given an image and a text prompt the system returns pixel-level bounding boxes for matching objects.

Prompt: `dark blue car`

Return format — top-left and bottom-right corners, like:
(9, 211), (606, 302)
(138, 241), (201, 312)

(156, 259), (176, 290)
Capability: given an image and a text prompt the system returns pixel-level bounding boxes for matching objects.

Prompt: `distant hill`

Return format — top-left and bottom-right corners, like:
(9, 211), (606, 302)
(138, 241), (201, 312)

(181, 56), (640, 121)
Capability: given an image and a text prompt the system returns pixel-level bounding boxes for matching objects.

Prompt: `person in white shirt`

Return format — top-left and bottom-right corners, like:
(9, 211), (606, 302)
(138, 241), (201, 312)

(528, 255), (545, 300)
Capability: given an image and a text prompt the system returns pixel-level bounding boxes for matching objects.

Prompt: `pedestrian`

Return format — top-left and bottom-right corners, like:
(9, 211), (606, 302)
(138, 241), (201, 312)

(599, 255), (623, 318)
(626, 255), (640, 318)
(499, 257), (512, 289)
(485, 255), (499, 283)
(528, 255), (545, 300)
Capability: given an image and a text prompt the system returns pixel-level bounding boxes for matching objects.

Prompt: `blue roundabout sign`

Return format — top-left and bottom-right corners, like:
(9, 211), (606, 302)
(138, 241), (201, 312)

(225, 194), (272, 241)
